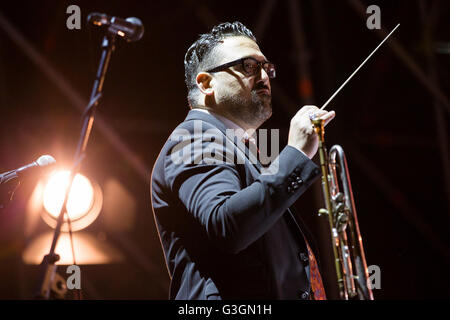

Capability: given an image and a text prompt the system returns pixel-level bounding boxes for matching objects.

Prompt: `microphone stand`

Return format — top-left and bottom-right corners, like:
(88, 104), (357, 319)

(35, 33), (116, 299)
(0, 176), (20, 210)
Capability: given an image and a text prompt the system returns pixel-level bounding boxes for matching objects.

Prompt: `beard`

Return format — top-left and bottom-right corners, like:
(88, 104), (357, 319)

(220, 90), (272, 128)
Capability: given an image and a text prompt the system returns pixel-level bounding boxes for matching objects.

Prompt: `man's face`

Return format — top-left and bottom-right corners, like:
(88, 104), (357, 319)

(209, 36), (272, 129)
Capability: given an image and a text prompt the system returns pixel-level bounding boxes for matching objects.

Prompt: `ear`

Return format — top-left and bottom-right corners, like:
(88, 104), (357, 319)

(196, 72), (214, 96)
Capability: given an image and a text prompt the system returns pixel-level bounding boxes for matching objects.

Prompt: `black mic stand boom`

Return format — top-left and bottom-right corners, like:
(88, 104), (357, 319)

(35, 33), (116, 299)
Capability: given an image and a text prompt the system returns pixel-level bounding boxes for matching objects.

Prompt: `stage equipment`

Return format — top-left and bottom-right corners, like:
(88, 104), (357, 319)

(41, 170), (103, 231)
(35, 12), (144, 299)
(0, 155), (55, 209)
(87, 12), (144, 42)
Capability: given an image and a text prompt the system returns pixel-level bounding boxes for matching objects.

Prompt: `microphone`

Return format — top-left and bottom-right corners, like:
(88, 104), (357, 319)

(87, 12), (144, 42)
(0, 155), (56, 185)
(0, 155), (56, 209)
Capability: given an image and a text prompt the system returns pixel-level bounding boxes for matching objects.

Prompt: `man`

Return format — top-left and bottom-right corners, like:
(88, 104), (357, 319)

(151, 21), (335, 300)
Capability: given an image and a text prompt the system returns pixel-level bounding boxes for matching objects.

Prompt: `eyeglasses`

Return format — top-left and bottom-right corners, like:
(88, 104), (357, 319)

(206, 56), (276, 79)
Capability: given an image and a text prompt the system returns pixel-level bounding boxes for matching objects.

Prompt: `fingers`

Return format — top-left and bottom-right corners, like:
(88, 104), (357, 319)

(300, 105), (319, 116)
(294, 105), (335, 128)
(298, 105), (331, 119)
(293, 105), (318, 118)
(321, 110), (336, 127)
(311, 110), (328, 120)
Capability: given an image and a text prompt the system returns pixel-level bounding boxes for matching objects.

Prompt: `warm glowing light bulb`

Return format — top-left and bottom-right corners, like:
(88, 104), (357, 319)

(43, 170), (94, 220)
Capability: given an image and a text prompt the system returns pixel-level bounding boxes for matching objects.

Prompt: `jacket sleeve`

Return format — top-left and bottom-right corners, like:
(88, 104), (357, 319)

(164, 127), (321, 254)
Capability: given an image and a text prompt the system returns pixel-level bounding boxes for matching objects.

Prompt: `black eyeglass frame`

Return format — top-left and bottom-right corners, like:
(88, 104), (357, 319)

(206, 56), (276, 79)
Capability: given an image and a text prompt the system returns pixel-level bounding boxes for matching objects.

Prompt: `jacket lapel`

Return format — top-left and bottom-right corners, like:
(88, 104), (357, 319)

(185, 109), (263, 173)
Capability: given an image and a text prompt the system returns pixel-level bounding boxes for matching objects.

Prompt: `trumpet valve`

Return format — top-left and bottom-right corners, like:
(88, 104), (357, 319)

(332, 192), (345, 203)
(335, 202), (346, 213)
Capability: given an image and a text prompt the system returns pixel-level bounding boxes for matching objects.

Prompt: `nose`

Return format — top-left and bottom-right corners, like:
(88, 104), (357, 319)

(258, 66), (271, 88)
(259, 66), (269, 80)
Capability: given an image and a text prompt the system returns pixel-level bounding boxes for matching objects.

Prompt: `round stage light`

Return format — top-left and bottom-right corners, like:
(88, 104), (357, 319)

(40, 170), (103, 232)
(43, 171), (94, 220)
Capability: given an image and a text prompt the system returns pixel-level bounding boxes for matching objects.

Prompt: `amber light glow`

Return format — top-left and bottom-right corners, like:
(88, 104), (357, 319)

(23, 171), (115, 264)
(38, 169), (103, 232)
(22, 232), (123, 265)
(43, 170), (94, 220)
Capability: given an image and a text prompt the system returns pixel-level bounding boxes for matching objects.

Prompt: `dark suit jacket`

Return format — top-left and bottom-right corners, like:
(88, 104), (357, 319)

(151, 109), (321, 300)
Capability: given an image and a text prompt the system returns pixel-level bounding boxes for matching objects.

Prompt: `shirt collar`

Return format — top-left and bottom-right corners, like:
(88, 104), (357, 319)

(194, 108), (255, 142)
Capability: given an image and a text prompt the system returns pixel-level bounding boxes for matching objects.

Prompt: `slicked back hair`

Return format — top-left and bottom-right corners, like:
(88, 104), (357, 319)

(184, 21), (256, 108)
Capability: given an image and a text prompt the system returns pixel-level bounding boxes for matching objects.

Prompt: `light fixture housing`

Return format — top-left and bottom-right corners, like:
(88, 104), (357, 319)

(40, 170), (103, 232)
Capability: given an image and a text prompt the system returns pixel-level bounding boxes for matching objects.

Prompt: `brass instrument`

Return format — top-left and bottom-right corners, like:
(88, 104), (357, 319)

(305, 24), (400, 299)
(312, 118), (373, 300)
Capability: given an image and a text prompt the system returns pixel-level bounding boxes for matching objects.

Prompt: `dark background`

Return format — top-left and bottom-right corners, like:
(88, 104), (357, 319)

(0, 0), (449, 299)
